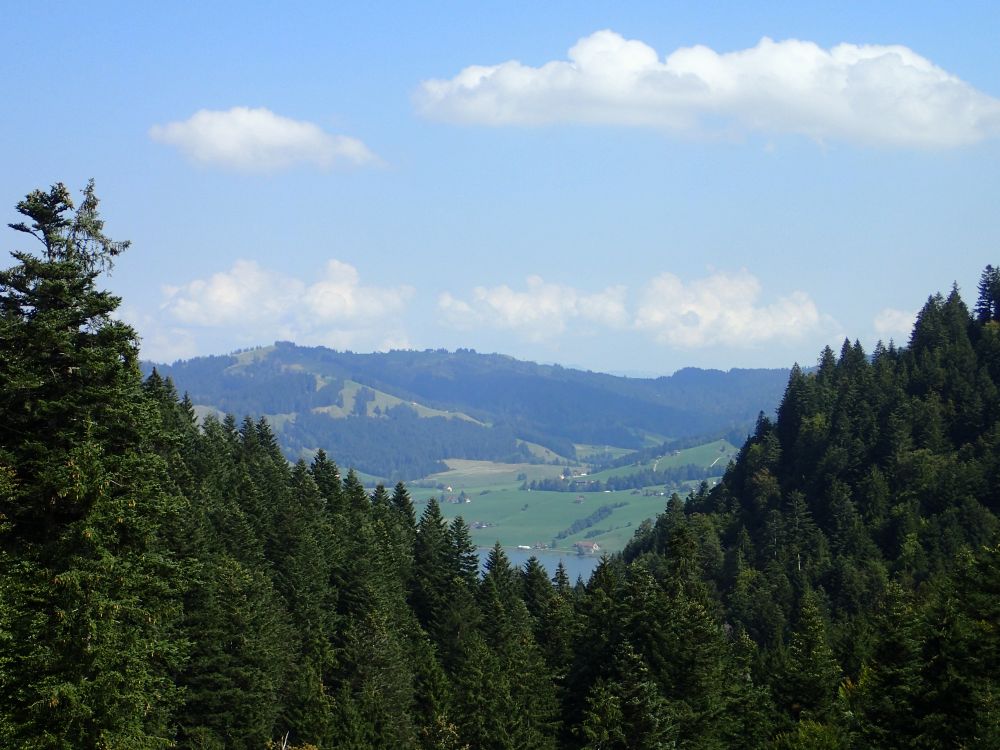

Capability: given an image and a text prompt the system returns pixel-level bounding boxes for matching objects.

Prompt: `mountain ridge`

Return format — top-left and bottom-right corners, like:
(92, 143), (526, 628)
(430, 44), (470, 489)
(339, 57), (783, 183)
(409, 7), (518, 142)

(143, 343), (791, 480)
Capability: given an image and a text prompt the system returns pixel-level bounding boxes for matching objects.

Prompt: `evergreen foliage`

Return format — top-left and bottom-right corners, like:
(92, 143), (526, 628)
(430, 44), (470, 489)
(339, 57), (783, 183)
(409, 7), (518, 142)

(0, 183), (183, 748)
(2, 183), (998, 748)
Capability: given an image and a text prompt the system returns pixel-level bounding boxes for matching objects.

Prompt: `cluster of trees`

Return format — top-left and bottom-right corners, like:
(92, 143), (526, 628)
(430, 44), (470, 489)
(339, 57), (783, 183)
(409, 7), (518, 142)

(141, 358), (539, 481)
(0, 183), (558, 748)
(2, 183), (998, 748)
(665, 281), (1000, 745)
(552, 503), (626, 541)
(147, 353), (345, 417)
(602, 465), (716, 492)
(285, 408), (533, 480)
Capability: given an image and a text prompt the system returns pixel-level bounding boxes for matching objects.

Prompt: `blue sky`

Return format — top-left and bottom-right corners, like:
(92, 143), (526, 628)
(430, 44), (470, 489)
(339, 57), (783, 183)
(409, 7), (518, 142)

(4, 1), (1000, 375)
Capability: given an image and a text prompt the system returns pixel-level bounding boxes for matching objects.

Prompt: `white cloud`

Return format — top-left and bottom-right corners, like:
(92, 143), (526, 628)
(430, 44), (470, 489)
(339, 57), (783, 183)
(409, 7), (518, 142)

(873, 307), (917, 338)
(440, 269), (825, 348)
(163, 260), (303, 326)
(634, 270), (819, 346)
(417, 31), (1000, 148)
(378, 334), (413, 352)
(150, 107), (379, 171)
(140, 327), (200, 364)
(161, 259), (413, 350)
(439, 275), (627, 340)
(117, 305), (199, 363)
(303, 260), (408, 322)
(437, 293), (477, 326)
(634, 269), (824, 347)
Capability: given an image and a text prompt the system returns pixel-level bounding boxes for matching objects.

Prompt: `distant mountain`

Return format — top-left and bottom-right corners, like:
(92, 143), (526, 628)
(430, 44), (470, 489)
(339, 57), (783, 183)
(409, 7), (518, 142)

(143, 343), (790, 480)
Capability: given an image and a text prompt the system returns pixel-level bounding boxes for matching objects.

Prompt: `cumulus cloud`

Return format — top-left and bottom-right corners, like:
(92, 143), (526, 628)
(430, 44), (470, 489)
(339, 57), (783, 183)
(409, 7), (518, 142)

(161, 259), (413, 349)
(163, 260), (302, 326)
(417, 31), (1000, 147)
(440, 269), (827, 348)
(303, 260), (410, 322)
(439, 275), (627, 340)
(874, 307), (917, 339)
(117, 305), (199, 363)
(634, 269), (825, 347)
(150, 107), (379, 171)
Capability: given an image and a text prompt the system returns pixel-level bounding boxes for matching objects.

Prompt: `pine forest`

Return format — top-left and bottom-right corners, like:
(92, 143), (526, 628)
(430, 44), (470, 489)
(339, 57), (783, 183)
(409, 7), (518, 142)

(2, 184), (999, 749)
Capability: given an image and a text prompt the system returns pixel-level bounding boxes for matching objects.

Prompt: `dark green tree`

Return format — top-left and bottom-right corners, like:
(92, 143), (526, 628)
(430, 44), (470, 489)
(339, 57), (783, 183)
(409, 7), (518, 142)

(916, 545), (1000, 747)
(846, 583), (923, 749)
(578, 643), (674, 750)
(975, 264), (1000, 323)
(447, 516), (479, 590)
(0, 182), (185, 748)
(777, 591), (842, 724)
(411, 499), (452, 642)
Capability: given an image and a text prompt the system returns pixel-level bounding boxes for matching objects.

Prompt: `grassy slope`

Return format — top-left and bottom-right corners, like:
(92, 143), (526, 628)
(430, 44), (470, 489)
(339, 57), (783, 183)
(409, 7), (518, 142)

(518, 440), (567, 463)
(310, 380), (484, 423)
(574, 444), (635, 461)
(423, 458), (564, 487)
(405, 439), (735, 553)
(412, 488), (667, 552)
(582, 439), (738, 482)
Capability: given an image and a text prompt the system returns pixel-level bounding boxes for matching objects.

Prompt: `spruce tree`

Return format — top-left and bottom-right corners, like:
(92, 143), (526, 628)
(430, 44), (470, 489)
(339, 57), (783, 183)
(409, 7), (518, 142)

(0, 182), (185, 748)
(847, 583), (924, 749)
(578, 643), (674, 750)
(447, 516), (479, 590)
(411, 498), (452, 641)
(778, 590), (842, 724)
(975, 264), (1000, 323)
(391, 481), (418, 532)
(309, 449), (344, 514)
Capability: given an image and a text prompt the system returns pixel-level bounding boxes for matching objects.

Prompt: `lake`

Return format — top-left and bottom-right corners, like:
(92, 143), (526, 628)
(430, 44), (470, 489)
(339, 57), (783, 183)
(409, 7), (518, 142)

(477, 547), (602, 584)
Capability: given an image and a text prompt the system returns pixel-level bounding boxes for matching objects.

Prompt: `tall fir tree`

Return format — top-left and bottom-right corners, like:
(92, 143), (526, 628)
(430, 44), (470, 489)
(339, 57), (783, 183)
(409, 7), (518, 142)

(0, 182), (185, 748)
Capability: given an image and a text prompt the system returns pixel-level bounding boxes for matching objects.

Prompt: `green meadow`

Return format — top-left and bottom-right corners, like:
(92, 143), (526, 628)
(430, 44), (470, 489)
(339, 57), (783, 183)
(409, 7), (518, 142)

(581, 439), (738, 482)
(401, 439), (737, 554)
(411, 486), (670, 552)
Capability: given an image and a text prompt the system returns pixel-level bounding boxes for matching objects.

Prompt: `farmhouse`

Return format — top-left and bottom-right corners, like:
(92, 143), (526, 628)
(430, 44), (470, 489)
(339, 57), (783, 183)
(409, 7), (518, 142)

(573, 540), (601, 555)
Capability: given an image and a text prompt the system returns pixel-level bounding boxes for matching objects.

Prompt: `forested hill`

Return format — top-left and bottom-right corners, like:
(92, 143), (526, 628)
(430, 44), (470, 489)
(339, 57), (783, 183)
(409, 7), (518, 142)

(3, 183), (1000, 747)
(607, 277), (1000, 746)
(143, 345), (789, 478)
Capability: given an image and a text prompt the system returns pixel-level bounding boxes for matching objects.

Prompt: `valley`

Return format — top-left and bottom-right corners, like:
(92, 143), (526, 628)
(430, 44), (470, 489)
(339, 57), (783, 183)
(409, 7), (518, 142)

(145, 346), (755, 552)
(410, 438), (740, 553)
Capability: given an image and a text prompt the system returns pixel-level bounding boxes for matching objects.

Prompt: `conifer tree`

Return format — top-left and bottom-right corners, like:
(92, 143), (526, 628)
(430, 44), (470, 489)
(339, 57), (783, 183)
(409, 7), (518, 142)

(392, 480), (418, 532)
(309, 449), (344, 514)
(565, 557), (628, 734)
(421, 517), (479, 682)
(975, 264), (1000, 323)
(847, 583), (924, 749)
(0, 182), (185, 747)
(553, 561), (572, 594)
(778, 591), (842, 724)
(411, 498), (452, 641)
(578, 643), (674, 750)
(447, 516), (479, 590)
(521, 556), (553, 625)
(342, 469), (370, 514)
(479, 542), (519, 604)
